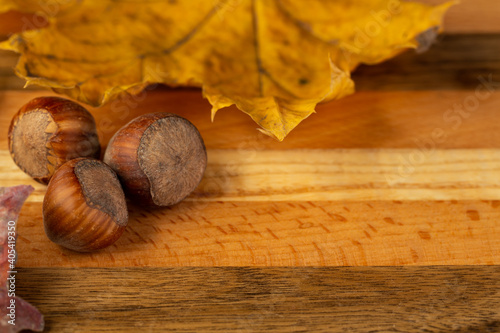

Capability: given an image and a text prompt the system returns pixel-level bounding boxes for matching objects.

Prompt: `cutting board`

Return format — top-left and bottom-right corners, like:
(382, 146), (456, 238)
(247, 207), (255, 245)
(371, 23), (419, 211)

(1, 1), (500, 331)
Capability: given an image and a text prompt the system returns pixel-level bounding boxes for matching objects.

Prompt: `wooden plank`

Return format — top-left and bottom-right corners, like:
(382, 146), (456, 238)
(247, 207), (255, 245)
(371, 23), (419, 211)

(1, 88), (500, 150)
(5, 146), (499, 267)
(420, 0), (500, 33)
(16, 267), (500, 332)
(4, 148), (500, 204)
(197, 149), (500, 201)
(199, 149), (500, 201)
(15, 199), (500, 267)
(354, 34), (500, 91)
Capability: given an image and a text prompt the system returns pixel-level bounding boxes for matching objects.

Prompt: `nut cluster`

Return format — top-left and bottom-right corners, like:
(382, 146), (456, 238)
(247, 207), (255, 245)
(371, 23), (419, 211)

(9, 97), (207, 252)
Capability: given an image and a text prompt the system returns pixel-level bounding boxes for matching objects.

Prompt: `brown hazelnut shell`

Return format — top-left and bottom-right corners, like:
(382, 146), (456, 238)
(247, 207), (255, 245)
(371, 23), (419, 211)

(43, 158), (128, 252)
(8, 96), (101, 184)
(103, 112), (207, 207)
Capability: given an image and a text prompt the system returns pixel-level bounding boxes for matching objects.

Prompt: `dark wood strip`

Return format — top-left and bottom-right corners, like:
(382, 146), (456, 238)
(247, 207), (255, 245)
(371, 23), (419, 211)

(17, 267), (500, 332)
(354, 34), (500, 91)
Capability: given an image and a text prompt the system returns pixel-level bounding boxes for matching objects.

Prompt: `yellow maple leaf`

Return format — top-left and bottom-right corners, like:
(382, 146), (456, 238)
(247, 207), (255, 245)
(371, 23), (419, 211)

(0, 0), (454, 140)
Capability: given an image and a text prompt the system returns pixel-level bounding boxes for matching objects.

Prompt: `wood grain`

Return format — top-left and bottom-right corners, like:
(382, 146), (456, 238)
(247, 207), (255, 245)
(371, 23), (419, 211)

(16, 267), (500, 332)
(4, 148), (500, 204)
(15, 199), (500, 267)
(192, 149), (500, 201)
(420, 0), (500, 33)
(354, 34), (500, 91)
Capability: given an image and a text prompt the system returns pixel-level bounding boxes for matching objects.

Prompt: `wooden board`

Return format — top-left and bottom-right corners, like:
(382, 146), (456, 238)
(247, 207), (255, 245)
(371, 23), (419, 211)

(421, 0), (500, 33)
(1, 1), (500, 331)
(17, 267), (500, 332)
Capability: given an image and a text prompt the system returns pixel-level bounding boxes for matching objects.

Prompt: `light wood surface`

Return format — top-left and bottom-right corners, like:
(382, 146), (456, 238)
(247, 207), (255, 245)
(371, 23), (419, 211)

(1, 2), (499, 332)
(4, 148), (500, 204)
(15, 199), (500, 267)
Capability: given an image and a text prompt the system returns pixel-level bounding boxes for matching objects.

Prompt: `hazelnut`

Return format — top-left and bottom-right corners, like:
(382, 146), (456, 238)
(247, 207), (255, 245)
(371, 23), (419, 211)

(43, 158), (128, 252)
(104, 113), (207, 207)
(8, 96), (101, 184)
